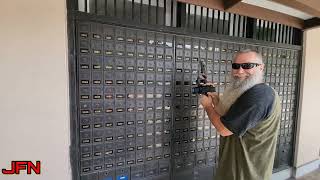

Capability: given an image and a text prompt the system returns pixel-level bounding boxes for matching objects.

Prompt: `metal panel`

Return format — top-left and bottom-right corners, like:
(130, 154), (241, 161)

(71, 19), (301, 180)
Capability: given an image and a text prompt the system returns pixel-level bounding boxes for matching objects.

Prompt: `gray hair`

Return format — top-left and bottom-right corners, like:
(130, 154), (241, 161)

(233, 49), (263, 64)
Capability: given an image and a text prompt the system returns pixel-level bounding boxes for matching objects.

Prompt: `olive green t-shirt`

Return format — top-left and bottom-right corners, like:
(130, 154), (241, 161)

(214, 84), (281, 180)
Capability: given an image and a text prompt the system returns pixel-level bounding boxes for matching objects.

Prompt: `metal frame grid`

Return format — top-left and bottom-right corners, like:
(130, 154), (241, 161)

(67, 0), (303, 179)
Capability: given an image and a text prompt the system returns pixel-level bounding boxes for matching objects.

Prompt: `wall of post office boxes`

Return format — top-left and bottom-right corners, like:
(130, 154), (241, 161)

(75, 21), (300, 180)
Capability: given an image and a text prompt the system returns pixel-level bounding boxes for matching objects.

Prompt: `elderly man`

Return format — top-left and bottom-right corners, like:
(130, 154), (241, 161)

(200, 49), (281, 180)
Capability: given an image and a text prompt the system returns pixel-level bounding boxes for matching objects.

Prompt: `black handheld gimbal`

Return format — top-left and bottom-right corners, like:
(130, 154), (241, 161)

(191, 60), (216, 95)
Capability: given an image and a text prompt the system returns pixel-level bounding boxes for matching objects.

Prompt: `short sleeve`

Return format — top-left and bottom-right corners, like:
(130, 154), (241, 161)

(220, 84), (275, 137)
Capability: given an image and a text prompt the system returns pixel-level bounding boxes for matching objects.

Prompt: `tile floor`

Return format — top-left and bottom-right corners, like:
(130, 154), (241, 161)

(289, 168), (320, 180)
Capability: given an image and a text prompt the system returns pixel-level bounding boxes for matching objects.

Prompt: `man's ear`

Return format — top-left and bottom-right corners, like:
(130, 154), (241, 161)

(259, 64), (265, 71)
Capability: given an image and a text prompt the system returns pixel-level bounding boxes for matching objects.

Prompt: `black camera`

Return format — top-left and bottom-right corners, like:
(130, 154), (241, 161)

(191, 60), (216, 95)
(192, 85), (216, 94)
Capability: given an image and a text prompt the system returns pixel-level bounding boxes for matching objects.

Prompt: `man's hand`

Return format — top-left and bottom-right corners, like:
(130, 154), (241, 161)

(200, 92), (233, 137)
(207, 92), (219, 107)
(200, 94), (214, 110)
(196, 74), (208, 85)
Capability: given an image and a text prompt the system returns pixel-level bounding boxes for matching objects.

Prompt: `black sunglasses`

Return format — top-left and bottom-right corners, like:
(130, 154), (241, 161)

(232, 63), (261, 69)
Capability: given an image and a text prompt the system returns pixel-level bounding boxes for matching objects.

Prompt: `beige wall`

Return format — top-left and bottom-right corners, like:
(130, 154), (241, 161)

(0, 0), (71, 180)
(294, 27), (320, 167)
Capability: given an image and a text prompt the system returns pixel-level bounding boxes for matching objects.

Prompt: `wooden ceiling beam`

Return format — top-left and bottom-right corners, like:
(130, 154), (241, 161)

(224, 0), (242, 10)
(270, 0), (320, 18)
(177, 0), (225, 11)
(304, 18), (320, 29)
(177, 0), (304, 29)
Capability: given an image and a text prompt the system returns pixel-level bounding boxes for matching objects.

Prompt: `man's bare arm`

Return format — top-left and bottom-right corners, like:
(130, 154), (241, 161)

(204, 105), (233, 137)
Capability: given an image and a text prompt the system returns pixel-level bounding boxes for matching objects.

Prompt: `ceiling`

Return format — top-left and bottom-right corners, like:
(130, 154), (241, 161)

(243, 0), (313, 20)
(177, 0), (320, 29)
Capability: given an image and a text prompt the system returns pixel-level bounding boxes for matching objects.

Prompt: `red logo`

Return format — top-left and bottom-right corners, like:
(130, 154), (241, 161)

(2, 161), (41, 175)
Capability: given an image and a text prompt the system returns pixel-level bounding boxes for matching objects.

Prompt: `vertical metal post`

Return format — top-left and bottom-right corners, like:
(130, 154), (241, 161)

(289, 27), (293, 45)
(85, 0), (88, 12)
(275, 23), (279, 43)
(238, 15), (243, 37)
(267, 21), (271, 41)
(284, 25), (288, 43)
(171, 0), (174, 27)
(257, 19), (261, 40)
(221, 11), (225, 34)
(200, 7), (203, 32)
(194, 5), (197, 30)
(234, 14), (238, 37)
(205, 8), (209, 32)
(105, 0), (108, 16)
(114, 0), (117, 16)
(242, 16), (246, 37)
(262, 20), (265, 40)
(140, 0), (143, 23)
(263, 21), (268, 41)
(123, 0), (126, 18)
(176, 2), (186, 28)
(132, 0), (135, 19)
(286, 26), (291, 44)
(164, 0), (167, 26)
(93, 0), (97, 14)
(186, 4), (190, 28)
(217, 10), (221, 34)
(207, 9), (212, 32)
(148, 0), (151, 24)
(211, 9), (215, 33)
(156, 0), (159, 24)
(271, 22), (275, 42)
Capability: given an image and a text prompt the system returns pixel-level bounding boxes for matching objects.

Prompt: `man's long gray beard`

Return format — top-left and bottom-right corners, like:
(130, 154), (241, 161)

(215, 70), (264, 116)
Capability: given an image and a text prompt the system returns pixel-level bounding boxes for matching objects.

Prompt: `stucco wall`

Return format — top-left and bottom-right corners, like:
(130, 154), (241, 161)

(294, 27), (320, 168)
